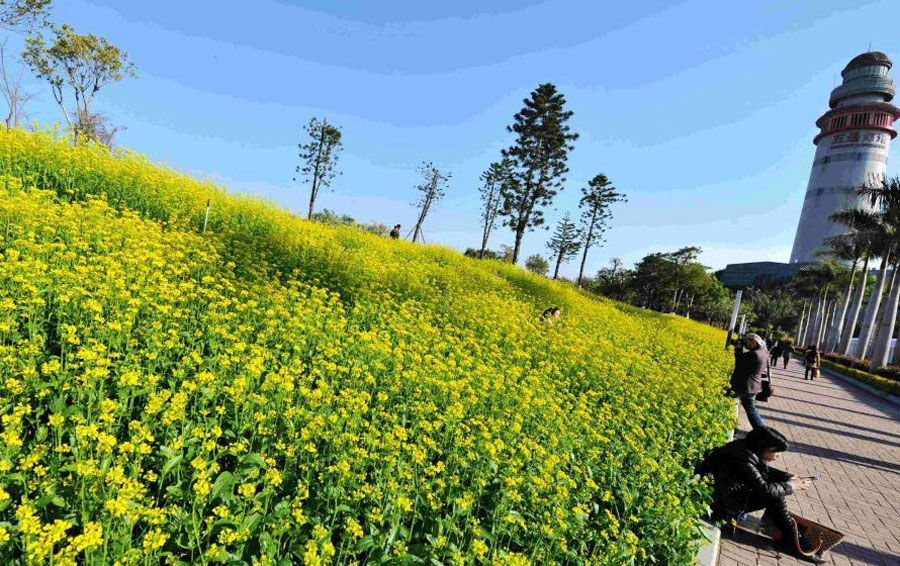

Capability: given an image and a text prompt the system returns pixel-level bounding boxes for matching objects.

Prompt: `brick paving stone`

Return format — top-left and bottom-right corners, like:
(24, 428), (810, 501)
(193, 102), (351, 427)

(716, 356), (900, 566)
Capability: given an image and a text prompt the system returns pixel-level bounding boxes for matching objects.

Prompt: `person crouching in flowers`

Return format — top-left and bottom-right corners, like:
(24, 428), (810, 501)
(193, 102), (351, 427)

(541, 306), (561, 325)
(696, 427), (824, 563)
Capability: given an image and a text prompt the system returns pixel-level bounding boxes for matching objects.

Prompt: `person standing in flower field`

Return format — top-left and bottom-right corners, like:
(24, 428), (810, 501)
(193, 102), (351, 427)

(781, 341), (794, 369)
(730, 333), (768, 429)
(389, 224), (401, 239)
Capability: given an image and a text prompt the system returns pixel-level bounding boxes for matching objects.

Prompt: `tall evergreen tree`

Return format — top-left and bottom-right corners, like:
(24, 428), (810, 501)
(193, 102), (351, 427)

(500, 83), (578, 264)
(576, 173), (626, 287)
(294, 117), (343, 220)
(478, 158), (513, 258)
(411, 161), (450, 243)
(546, 212), (581, 279)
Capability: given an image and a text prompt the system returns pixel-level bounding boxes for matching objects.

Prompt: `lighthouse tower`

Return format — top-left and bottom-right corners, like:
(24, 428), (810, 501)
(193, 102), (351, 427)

(790, 52), (900, 264)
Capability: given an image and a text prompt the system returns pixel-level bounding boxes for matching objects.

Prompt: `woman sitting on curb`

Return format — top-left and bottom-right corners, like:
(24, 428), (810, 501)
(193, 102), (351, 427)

(696, 427), (825, 563)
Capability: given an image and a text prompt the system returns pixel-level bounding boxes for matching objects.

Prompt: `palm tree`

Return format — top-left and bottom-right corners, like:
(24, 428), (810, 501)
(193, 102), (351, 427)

(793, 263), (840, 349)
(827, 208), (880, 355)
(790, 272), (819, 347)
(871, 267), (898, 364)
(858, 177), (900, 368)
(817, 234), (856, 351)
(855, 234), (892, 360)
(795, 300), (810, 344)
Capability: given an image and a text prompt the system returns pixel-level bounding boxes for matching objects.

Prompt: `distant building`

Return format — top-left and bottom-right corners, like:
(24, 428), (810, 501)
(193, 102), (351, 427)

(790, 51), (899, 263)
(720, 52), (898, 288)
(716, 261), (808, 290)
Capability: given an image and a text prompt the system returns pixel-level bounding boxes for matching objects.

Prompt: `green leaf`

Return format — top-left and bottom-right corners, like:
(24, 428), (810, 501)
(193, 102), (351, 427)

(161, 454), (183, 478)
(259, 531), (275, 556)
(242, 512), (262, 532)
(211, 471), (234, 501)
(166, 484), (185, 499)
(240, 453), (266, 468)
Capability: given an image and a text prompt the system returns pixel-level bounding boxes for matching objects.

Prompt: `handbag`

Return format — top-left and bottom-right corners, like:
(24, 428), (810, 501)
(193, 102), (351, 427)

(756, 378), (774, 402)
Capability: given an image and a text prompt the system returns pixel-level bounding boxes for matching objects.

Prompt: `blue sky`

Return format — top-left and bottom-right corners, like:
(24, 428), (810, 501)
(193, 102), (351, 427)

(9, 0), (900, 277)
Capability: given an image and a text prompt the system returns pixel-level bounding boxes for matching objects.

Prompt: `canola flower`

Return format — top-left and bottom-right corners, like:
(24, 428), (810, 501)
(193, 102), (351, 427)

(0, 129), (734, 565)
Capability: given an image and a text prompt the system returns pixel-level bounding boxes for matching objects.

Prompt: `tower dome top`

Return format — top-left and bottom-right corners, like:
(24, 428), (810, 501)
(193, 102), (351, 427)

(843, 51), (892, 74)
(831, 51), (895, 107)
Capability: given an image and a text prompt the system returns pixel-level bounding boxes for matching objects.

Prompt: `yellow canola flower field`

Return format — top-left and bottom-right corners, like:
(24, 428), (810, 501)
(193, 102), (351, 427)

(0, 129), (734, 566)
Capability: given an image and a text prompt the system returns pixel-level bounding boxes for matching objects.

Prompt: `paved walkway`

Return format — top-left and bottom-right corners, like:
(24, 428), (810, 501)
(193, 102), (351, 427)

(717, 356), (900, 566)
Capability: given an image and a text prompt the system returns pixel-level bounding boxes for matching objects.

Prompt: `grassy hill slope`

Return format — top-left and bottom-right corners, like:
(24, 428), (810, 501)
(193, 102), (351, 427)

(0, 129), (733, 566)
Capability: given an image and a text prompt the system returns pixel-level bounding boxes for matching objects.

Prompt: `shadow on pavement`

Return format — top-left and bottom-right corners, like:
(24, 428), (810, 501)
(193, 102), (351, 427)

(830, 539), (900, 564)
(761, 407), (900, 438)
(787, 439), (900, 475)
(768, 396), (897, 421)
(759, 414), (900, 449)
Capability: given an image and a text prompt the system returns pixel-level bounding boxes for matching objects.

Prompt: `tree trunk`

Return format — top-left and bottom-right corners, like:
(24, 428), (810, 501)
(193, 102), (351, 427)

(795, 302), (807, 343)
(892, 314), (900, 364)
(830, 261), (858, 351)
(479, 191), (495, 259)
(869, 265), (900, 369)
(857, 251), (891, 360)
(412, 190), (434, 243)
(824, 293), (843, 352)
(576, 211), (597, 287)
(814, 290), (829, 349)
(819, 298), (834, 349)
(800, 299), (813, 346)
(511, 226), (524, 264)
(307, 176), (318, 220)
(479, 226), (491, 259)
(869, 273), (890, 363)
(840, 255), (870, 355)
(806, 294), (822, 348)
(553, 249), (564, 279)
(307, 120), (328, 220)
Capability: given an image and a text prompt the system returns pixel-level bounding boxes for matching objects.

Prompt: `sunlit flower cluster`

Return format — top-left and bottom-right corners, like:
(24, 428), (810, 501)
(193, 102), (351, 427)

(0, 130), (733, 565)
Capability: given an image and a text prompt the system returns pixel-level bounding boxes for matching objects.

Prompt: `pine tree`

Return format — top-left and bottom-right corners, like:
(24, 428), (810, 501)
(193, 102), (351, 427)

(478, 158), (513, 259)
(294, 117), (343, 220)
(500, 83), (578, 264)
(577, 174), (626, 287)
(547, 212), (581, 279)
(411, 161), (450, 243)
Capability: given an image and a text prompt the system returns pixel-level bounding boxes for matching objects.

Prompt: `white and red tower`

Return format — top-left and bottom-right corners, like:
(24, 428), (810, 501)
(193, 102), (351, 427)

(790, 52), (900, 264)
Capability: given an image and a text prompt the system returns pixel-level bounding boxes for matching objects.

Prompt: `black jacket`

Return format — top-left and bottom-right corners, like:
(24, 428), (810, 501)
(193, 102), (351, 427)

(730, 346), (766, 396)
(696, 438), (793, 519)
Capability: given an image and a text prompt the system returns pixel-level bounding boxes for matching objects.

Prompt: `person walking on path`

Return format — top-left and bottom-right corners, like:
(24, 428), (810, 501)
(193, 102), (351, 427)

(696, 427), (823, 563)
(770, 343), (782, 367)
(730, 333), (768, 429)
(781, 341), (794, 369)
(804, 345), (821, 380)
